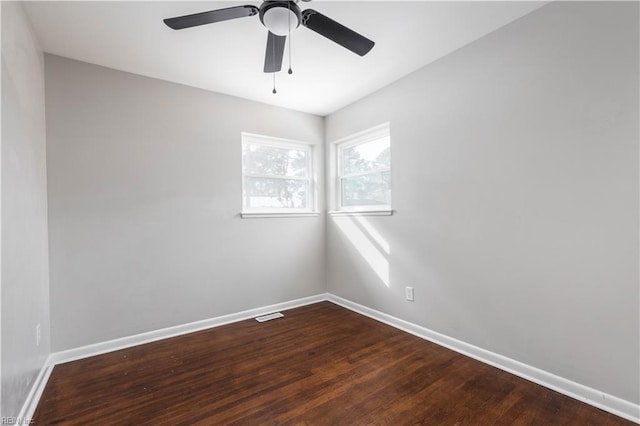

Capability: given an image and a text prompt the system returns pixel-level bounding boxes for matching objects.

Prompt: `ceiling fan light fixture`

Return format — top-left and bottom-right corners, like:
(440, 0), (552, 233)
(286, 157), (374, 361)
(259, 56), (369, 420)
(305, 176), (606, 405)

(164, 1), (375, 87)
(260, 2), (301, 36)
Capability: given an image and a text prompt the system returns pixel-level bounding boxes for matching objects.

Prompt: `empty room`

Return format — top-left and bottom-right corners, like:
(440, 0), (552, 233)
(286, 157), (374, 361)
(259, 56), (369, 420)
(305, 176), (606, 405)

(1, 0), (638, 424)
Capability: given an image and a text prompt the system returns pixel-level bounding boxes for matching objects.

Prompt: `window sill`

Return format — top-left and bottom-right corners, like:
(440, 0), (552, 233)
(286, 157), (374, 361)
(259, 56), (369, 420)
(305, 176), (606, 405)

(240, 212), (320, 219)
(328, 210), (394, 217)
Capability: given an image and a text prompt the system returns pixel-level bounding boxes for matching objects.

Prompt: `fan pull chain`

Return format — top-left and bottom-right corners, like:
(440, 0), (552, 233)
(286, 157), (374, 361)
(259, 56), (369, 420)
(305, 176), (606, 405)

(272, 34), (277, 94)
(287, 2), (293, 74)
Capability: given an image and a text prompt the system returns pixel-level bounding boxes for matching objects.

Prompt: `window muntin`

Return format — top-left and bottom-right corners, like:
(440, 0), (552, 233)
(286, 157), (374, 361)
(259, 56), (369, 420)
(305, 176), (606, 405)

(242, 134), (314, 212)
(336, 124), (391, 211)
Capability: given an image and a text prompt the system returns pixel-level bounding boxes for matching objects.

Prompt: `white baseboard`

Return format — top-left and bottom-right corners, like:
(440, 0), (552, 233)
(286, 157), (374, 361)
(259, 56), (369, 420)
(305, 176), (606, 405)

(327, 294), (640, 424)
(51, 293), (329, 365)
(16, 355), (55, 423)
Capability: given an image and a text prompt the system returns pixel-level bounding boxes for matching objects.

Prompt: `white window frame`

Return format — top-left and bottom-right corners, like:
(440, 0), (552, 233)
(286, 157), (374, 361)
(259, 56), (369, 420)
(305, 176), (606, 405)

(241, 133), (318, 218)
(330, 123), (392, 215)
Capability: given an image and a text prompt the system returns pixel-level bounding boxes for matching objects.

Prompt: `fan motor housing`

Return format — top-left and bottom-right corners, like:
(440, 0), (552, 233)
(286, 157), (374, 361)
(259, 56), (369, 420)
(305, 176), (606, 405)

(259, 1), (302, 36)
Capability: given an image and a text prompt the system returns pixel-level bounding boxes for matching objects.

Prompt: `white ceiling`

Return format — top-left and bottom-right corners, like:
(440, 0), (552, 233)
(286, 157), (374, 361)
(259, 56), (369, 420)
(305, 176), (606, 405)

(23, 1), (546, 116)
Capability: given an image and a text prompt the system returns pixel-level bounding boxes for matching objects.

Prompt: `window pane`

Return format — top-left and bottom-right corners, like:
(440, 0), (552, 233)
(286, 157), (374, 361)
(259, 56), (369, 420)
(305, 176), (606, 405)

(243, 143), (307, 178)
(244, 177), (308, 209)
(341, 171), (390, 207)
(342, 137), (390, 175)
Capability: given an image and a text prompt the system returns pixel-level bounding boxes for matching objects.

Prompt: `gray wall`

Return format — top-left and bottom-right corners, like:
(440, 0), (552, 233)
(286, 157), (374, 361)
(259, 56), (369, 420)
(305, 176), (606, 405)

(325, 1), (639, 404)
(45, 55), (325, 351)
(1, 1), (51, 417)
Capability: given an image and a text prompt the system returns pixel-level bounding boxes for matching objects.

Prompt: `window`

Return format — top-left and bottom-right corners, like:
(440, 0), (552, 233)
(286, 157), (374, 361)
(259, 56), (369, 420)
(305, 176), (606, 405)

(241, 133), (316, 217)
(333, 123), (391, 213)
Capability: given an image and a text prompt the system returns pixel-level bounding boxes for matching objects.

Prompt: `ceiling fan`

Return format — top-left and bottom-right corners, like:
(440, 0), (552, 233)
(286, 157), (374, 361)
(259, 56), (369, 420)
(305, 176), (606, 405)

(163, 1), (375, 76)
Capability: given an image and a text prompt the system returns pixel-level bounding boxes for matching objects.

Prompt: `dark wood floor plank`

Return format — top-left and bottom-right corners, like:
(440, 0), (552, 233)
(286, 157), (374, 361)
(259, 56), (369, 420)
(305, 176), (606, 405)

(33, 301), (633, 425)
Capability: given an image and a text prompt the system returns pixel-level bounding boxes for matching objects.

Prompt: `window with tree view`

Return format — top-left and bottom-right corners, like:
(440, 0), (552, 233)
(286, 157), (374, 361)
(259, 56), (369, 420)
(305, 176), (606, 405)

(242, 134), (314, 213)
(337, 124), (391, 211)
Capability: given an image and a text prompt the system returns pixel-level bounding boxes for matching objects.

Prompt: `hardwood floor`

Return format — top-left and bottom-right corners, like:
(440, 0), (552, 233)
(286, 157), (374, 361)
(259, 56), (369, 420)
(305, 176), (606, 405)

(34, 302), (632, 425)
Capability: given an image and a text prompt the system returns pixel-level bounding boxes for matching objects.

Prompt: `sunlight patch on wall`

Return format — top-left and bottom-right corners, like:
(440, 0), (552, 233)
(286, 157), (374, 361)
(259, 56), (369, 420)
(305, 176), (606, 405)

(332, 216), (390, 287)
(353, 216), (390, 254)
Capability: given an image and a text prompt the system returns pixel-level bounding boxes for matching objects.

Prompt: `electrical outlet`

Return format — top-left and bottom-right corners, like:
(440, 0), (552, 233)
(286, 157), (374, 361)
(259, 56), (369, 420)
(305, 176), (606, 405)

(36, 323), (41, 346)
(405, 286), (414, 302)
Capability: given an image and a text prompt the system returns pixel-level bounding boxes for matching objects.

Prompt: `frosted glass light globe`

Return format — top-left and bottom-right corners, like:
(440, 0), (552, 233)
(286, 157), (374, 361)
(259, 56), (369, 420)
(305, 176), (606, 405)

(262, 6), (298, 36)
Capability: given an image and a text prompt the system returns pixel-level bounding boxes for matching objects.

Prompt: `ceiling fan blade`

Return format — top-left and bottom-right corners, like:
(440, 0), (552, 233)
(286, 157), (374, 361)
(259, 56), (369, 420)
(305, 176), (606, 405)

(301, 9), (374, 56)
(264, 32), (286, 73)
(164, 5), (259, 30)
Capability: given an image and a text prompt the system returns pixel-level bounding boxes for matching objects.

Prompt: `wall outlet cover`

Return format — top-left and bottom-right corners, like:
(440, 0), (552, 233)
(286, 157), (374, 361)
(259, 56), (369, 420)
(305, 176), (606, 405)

(405, 287), (415, 301)
(36, 323), (41, 346)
